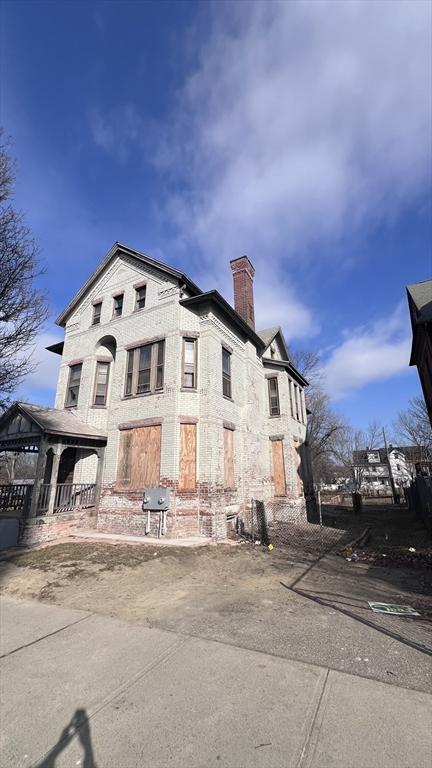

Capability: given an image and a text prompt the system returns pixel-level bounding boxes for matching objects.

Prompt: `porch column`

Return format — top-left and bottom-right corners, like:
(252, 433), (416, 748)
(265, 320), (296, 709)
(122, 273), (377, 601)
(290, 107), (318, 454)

(46, 445), (63, 515)
(94, 446), (106, 511)
(28, 439), (49, 518)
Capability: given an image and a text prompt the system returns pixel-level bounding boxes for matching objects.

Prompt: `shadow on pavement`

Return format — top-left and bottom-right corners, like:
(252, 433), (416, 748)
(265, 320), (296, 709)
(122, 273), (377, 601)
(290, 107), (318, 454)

(34, 708), (97, 768)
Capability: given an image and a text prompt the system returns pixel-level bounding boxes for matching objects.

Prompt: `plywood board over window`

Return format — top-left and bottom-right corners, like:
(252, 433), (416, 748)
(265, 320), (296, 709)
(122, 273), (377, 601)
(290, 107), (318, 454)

(224, 427), (235, 489)
(272, 439), (286, 496)
(116, 425), (161, 489)
(293, 440), (304, 497)
(117, 430), (133, 486)
(179, 423), (196, 490)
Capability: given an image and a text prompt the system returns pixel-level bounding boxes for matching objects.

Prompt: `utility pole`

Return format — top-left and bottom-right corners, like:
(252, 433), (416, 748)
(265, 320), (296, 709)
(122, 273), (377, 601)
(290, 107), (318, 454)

(382, 427), (398, 504)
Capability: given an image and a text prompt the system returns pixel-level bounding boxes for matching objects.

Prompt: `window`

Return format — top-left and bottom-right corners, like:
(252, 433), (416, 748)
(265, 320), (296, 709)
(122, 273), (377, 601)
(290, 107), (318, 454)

(182, 338), (197, 389)
(268, 377), (280, 416)
(294, 384), (301, 421)
(92, 302), (102, 325)
(222, 347), (232, 398)
(289, 379), (295, 418)
(124, 340), (165, 397)
(65, 364), (82, 407)
(93, 361), (110, 406)
(135, 285), (147, 310)
(224, 427), (235, 488)
(113, 294), (123, 318)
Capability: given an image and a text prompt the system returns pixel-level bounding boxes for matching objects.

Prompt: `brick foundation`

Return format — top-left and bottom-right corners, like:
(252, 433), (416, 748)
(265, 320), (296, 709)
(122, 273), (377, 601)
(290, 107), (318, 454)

(19, 509), (96, 547)
(97, 481), (245, 540)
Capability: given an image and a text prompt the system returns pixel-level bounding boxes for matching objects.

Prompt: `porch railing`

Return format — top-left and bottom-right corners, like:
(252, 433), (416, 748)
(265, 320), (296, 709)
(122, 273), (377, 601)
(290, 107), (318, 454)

(35, 483), (96, 514)
(0, 483), (96, 516)
(50, 483), (96, 513)
(0, 484), (32, 514)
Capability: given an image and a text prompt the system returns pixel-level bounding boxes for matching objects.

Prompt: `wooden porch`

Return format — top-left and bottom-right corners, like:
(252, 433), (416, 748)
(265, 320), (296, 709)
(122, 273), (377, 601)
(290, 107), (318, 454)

(0, 402), (107, 521)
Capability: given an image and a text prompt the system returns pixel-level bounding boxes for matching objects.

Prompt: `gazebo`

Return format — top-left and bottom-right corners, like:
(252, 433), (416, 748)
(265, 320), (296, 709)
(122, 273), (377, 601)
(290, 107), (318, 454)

(0, 402), (106, 519)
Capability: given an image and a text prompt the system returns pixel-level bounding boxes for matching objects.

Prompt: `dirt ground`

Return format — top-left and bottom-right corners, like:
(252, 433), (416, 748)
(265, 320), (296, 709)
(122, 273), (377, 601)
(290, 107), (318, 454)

(1, 506), (431, 693)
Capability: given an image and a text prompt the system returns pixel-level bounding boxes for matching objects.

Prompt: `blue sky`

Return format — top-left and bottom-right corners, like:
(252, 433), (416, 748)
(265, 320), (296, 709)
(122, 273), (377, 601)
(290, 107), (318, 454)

(1, 0), (431, 430)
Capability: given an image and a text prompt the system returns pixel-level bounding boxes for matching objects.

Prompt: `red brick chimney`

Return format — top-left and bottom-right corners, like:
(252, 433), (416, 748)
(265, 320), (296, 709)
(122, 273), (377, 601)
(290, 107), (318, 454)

(230, 256), (255, 330)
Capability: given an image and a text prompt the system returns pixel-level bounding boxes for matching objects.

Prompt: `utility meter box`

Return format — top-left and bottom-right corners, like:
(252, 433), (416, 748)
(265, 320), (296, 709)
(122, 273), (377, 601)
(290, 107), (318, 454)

(142, 487), (170, 511)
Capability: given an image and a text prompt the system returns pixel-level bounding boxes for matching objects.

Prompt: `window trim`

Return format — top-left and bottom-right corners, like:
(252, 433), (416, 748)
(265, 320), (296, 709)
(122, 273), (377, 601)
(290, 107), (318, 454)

(65, 363), (83, 408)
(268, 376), (280, 416)
(112, 293), (124, 318)
(294, 384), (303, 424)
(123, 340), (165, 398)
(182, 337), (198, 389)
(134, 284), (147, 311)
(92, 360), (110, 407)
(222, 347), (232, 399)
(92, 302), (102, 326)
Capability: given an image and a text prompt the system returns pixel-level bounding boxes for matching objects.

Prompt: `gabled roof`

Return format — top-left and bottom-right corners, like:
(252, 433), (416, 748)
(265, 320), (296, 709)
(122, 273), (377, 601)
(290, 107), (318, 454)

(257, 326), (279, 348)
(56, 242), (202, 327)
(407, 279), (432, 366)
(257, 326), (291, 361)
(262, 358), (308, 387)
(180, 291), (266, 351)
(407, 280), (432, 324)
(0, 402), (107, 441)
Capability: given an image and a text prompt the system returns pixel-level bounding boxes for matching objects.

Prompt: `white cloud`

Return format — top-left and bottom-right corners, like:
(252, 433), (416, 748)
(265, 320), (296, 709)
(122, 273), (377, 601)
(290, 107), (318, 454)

(16, 331), (62, 402)
(90, 0), (430, 351)
(159, 0), (430, 267)
(254, 279), (317, 340)
(322, 303), (411, 399)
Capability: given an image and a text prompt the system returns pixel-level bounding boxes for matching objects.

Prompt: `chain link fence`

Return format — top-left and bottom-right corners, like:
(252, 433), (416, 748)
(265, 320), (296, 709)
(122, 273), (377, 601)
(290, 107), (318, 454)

(245, 495), (354, 554)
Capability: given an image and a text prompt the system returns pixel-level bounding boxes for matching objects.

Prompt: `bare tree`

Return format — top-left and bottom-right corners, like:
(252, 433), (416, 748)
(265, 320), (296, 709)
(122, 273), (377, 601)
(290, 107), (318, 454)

(291, 348), (344, 485)
(0, 131), (49, 410)
(393, 396), (432, 454)
(0, 451), (37, 483)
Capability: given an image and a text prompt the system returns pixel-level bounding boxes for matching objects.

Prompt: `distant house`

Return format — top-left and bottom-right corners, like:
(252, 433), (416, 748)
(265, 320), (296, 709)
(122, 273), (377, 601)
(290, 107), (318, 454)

(407, 280), (432, 426)
(0, 243), (311, 544)
(352, 447), (412, 491)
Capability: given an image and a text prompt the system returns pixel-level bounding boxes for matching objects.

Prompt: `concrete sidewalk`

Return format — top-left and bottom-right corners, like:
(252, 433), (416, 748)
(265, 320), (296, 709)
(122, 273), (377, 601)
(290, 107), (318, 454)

(1, 597), (431, 768)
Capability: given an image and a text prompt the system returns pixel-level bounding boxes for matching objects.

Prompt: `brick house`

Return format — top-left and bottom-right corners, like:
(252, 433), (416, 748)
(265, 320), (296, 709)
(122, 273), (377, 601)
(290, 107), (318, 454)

(0, 243), (310, 542)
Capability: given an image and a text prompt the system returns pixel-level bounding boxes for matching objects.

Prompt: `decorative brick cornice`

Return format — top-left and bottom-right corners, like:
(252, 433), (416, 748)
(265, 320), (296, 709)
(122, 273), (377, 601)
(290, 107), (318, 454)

(124, 335), (165, 350)
(118, 417), (163, 431)
(178, 416), (198, 424)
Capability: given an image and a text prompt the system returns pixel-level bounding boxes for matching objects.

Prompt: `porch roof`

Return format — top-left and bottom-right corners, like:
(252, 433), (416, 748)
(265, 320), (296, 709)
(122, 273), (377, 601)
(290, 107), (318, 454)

(0, 402), (107, 452)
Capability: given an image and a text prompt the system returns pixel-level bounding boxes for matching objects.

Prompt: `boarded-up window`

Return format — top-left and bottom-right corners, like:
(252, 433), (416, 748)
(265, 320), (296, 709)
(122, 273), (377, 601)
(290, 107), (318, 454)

(293, 440), (303, 497)
(179, 423), (196, 490)
(224, 427), (235, 489)
(117, 430), (133, 485)
(116, 425), (161, 489)
(272, 439), (286, 496)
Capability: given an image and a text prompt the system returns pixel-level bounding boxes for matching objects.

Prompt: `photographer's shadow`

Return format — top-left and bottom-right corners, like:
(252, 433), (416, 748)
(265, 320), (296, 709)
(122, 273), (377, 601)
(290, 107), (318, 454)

(34, 708), (97, 768)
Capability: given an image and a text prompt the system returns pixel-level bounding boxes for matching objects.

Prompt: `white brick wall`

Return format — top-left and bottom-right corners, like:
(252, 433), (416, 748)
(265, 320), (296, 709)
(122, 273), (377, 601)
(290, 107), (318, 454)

(54, 252), (308, 532)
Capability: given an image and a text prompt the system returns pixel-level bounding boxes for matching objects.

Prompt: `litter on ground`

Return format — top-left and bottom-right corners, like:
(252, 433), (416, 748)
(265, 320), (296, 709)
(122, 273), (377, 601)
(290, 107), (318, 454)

(368, 602), (420, 617)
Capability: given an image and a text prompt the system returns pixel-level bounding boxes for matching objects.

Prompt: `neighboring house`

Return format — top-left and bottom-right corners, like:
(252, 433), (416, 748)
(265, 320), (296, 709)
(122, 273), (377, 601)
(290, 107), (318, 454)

(0, 243), (310, 542)
(353, 447), (413, 491)
(407, 280), (432, 426)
